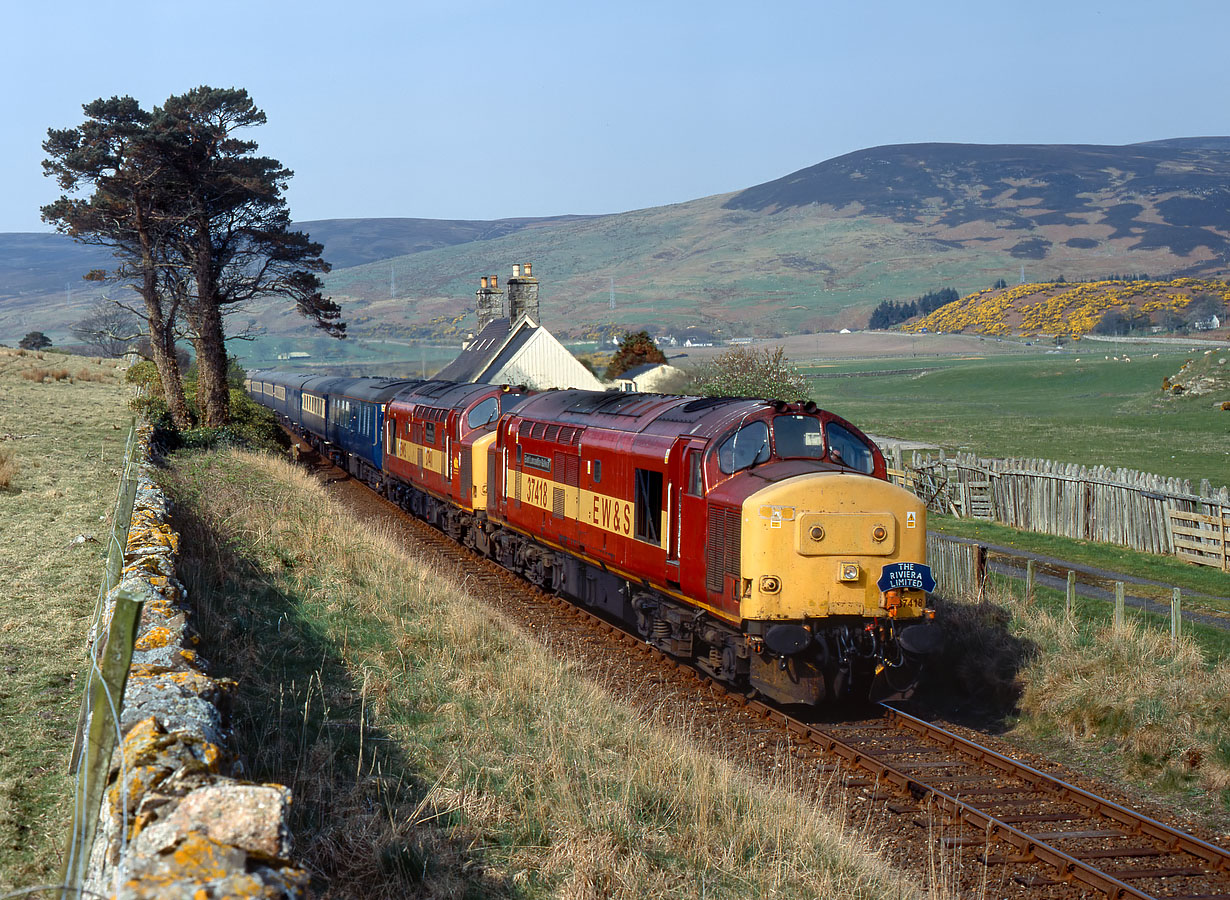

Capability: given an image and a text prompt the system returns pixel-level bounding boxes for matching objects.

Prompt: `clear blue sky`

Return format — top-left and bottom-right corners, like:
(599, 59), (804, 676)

(3, 0), (1227, 233)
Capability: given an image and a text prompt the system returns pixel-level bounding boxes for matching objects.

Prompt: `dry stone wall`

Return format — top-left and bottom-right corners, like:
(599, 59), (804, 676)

(83, 431), (307, 900)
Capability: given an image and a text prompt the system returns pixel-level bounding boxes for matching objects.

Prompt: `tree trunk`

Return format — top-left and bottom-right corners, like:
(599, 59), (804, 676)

(189, 221), (231, 428)
(191, 300), (231, 428)
(136, 228), (191, 430)
(149, 313), (191, 428)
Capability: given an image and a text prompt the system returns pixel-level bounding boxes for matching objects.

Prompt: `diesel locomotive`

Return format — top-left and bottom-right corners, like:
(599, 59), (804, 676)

(247, 370), (938, 705)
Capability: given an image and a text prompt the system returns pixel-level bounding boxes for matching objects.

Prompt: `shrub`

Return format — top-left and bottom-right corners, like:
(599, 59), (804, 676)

(603, 331), (667, 380)
(125, 360), (160, 387)
(690, 345), (807, 400)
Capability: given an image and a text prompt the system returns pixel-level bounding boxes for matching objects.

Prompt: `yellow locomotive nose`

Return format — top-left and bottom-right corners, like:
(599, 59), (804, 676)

(739, 472), (928, 622)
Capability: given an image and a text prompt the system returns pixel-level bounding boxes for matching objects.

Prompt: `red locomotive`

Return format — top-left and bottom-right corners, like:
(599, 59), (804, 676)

(249, 373), (937, 705)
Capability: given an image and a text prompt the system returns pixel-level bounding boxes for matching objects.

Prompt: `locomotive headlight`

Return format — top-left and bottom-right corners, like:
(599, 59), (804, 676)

(838, 562), (860, 582)
(871, 524), (888, 543)
(809, 525), (825, 542)
(759, 575), (781, 594)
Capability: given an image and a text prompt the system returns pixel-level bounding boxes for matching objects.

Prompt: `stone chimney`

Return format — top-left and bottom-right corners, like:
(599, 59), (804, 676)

(506, 262), (539, 325)
(476, 274), (505, 332)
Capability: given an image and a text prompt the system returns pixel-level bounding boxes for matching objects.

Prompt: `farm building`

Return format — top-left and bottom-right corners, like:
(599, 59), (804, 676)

(612, 362), (685, 393)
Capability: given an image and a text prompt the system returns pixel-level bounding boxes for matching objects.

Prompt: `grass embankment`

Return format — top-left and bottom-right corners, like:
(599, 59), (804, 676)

(0, 348), (129, 890)
(164, 448), (916, 900)
(804, 349), (1230, 487)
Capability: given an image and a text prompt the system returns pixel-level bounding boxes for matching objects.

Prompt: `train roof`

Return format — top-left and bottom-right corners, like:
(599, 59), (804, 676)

(248, 369), (316, 389)
(507, 389), (771, 437)
(389, 380), (522, 410)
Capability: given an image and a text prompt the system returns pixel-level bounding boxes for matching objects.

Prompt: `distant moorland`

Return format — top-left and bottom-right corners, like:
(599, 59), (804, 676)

(4, 138), (1230, 347)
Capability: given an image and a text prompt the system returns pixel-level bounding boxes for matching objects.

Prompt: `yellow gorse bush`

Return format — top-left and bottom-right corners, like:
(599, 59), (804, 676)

(905, 278), (1229, 338)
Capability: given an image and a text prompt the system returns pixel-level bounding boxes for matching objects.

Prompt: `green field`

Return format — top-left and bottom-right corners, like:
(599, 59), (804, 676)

(803, 348), (1230, 488)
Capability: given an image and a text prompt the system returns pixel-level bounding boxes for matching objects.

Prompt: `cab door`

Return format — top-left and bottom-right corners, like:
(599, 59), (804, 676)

(668, 437), (708, 596)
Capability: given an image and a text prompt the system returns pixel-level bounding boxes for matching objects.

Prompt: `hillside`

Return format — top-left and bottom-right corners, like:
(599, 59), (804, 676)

(4, 138), (1230, 345)
(907, 277), (1230, 337)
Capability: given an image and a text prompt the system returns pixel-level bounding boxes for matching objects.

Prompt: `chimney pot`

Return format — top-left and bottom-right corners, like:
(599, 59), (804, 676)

(524, 262), (532, 277)
(480, 276), (488, 289)
(512, 264), (521, 278)
(492, 275), (498, 289)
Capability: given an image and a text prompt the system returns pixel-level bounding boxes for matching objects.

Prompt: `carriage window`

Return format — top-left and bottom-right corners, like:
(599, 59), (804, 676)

(824, 421), (875, 474)
(716, 421), (771, 474)
(634, 468), (663, 545)
(774, 415), (824, 459)
(466, 397), (499, 429)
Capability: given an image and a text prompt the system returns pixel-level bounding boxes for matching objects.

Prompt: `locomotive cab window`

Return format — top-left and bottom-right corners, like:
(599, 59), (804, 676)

(774, 415), (824, 459)
(425, 422), (436, 445)
(500, 393), (528, 415)
(686, 449), (704, 496)
(716, 420), (771, 474)
(634, 468), (663, 545)
(824, 421), (875, 474)
(466, 397), (499, 429)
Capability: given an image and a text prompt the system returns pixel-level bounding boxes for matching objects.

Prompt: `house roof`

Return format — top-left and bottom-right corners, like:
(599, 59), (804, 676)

(434, 318), (517, 383)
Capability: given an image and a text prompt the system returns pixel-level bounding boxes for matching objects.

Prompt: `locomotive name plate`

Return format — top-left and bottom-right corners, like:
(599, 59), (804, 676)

(877, 563), (935, 593)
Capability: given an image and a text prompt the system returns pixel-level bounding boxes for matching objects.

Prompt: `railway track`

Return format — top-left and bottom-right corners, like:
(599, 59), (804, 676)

(301, 440), (1230, 899)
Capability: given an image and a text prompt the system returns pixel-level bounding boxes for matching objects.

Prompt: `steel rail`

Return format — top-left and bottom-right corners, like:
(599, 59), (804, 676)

(881, 704), (1230, 872)
(735, 699), (1211, 900)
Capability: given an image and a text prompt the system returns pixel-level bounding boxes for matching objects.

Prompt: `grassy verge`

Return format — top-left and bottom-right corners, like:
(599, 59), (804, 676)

(0, 349), (129, 890)
(163, 447), (917, 899)
(932, 516), (1230, 614)
(938, 578), (1230, 831)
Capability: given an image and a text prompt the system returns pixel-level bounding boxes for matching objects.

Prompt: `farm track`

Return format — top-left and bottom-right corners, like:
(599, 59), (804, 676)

(290, 435), (1230, 898)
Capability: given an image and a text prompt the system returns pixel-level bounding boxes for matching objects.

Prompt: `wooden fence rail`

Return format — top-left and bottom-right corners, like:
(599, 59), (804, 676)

(1168, 509), (1230, 571)
(884, 445), (1230, 559)
(926, 534), (984, 600)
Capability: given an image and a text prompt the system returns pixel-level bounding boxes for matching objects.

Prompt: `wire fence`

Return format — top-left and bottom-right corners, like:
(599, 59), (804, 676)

(57, 419), (144, 900)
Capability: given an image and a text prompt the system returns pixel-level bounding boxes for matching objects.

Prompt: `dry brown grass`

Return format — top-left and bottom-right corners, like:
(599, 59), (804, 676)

(166, 448), (922, 899)
(20, 367), (72, 383)
(0, 445), (17, 490)
(1012, 598), (1230, 795)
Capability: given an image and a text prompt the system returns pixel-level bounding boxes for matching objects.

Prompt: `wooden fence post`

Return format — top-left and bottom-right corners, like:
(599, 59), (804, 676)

(1065, 570), (1076, 619)
(1113, 582), (1125, 630)
(59, 588), (145, 899)
(1172, 588), (1182, 648)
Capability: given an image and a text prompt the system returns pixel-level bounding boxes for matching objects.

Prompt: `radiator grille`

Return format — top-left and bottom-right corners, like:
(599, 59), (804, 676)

(705, 507), (742, 594)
